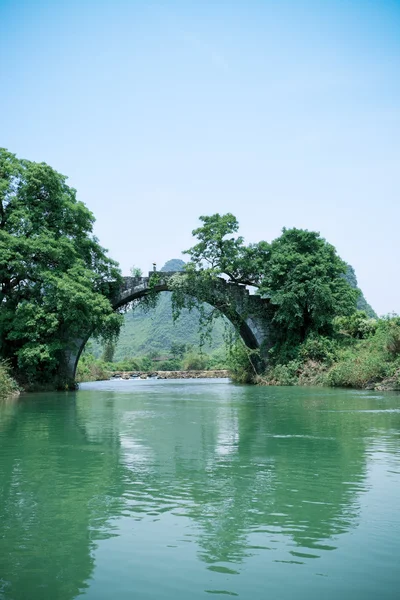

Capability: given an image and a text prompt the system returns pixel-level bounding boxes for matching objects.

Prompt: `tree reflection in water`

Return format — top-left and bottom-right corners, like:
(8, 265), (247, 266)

(0, 383), (399, 599)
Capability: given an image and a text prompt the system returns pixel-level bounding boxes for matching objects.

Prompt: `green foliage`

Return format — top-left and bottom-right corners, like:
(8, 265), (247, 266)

(384, 316), (400, 356)
(156, 358), (182, 371)
(130, 265), (143, 278)
(298, 335), (339, 364)
(261, 228), (359, 345)
(0, 360), (19, 397)
(334, 311), (378, 339)
(205, 347), (229, 370)
(182, 215), (361, 361)
(182, 351), (207, 371)
(263, 316), (400, 390)
(323, 316), (400, 389)
(170, 341), (188, 359)
(327, 347), (390, 389)
(226, 341), (259, 384)
(0, 148), (122, 387)
(184, 212), (269, 286)
(266, 361), (301, 386)
(75, 352), (110, 383)
(110, 356), (141, 371)
(101, 342), (115, 363)
(344, 264), (377, 318)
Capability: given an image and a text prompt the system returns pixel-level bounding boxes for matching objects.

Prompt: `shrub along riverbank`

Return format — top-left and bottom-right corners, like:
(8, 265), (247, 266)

(0, 361), (19, 399)
(254, 313), (400, 391)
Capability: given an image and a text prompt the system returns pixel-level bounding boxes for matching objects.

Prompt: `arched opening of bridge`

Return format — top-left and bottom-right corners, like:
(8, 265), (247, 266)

(66, 273), (273, 380)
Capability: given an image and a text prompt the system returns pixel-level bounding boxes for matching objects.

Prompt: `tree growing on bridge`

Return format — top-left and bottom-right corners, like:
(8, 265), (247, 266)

(174, 213), (359, 361)
(0, 148), (122, 388)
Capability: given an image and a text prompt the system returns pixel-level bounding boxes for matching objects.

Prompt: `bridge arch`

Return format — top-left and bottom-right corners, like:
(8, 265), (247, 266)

(66, 273), (273, 380)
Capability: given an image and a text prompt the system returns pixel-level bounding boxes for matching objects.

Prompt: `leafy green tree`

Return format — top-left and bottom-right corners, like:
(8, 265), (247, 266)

(181, 215), (359, 360)
(101, 342), (116, 363)
(130, 265), (143, 278)
(260, 228), (359, 348)
(182, 350), (207, 371)
(0, 148), (122, 387)
(334, 311), (378, 339)
(170, 341), (187, 359)
(184, 213), (269, 285)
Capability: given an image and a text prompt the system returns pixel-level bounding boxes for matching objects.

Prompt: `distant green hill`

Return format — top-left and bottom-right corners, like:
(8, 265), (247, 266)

(344, 264), (377, 318)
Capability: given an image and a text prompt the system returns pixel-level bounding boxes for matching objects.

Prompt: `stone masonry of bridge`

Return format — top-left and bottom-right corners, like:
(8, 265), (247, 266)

(66, 272), (275, 380)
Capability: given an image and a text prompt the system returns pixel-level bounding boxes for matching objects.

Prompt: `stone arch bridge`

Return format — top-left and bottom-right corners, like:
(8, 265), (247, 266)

(66, 272), (275, 379)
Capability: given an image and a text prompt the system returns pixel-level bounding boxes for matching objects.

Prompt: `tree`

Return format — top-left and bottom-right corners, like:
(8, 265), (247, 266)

(259, 228), (359, 347)
(170, 341), (187, 359)
(0, 148), (122, 387)
(183, 213), (269, 286)
(101, 342), (116, 363)
(181, 214), (359, 358)
(130, 265), (143, 278)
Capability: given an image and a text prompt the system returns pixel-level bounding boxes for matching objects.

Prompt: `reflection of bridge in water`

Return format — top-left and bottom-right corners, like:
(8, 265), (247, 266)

(66, 272), (275, 379)
(2, 385), (398, 600)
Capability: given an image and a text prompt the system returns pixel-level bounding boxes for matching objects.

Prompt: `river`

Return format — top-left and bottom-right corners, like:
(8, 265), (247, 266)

(0, 379), (399, 599)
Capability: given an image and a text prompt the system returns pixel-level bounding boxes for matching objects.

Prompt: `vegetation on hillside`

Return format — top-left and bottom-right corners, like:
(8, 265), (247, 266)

(0, 148), (122, 389)
(344, 264), (376, 318)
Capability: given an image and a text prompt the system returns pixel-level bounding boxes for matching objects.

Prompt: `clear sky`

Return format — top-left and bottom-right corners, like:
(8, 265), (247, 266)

(1, 0), (399, 315)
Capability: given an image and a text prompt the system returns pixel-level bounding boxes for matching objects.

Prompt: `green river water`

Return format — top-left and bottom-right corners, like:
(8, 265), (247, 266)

(0, 379), (399, 600)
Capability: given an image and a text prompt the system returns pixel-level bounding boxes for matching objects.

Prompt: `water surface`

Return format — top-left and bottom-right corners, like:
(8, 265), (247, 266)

(1, 379), (399, 599)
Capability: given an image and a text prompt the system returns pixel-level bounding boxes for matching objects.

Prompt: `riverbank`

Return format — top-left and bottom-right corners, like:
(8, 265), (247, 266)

(259, 361), (400, 391)
(258, 319), (400, 391)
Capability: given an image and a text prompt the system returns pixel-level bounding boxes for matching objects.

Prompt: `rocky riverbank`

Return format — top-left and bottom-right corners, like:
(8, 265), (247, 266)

(110, 370), (230, 380)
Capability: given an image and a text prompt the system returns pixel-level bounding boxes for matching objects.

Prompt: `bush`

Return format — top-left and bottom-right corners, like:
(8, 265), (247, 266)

(299, 335), (338, 364)
(334, 311), (378, 339)
(205, 348), (229, 370)
(266, 361), (300, 386)
(157, 358), (182, 371)
(112, 357), (141, 371)
(76, 354), (110, 382)
(385, 318), (400, 356)
(0, 360), (19, 398)
(325, 318), (400, 388)
(326, 349), (390, 388)
(182, 351), (207, 371)
(226, 342), (258, 383)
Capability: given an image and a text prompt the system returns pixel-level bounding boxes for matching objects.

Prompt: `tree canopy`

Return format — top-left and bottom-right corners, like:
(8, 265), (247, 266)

(181, 213), (359, 354)
(0, 148), (122, 386)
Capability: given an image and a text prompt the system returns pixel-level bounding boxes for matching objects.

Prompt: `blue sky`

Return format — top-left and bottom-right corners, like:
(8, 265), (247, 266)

(1, 0), (399, 315)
